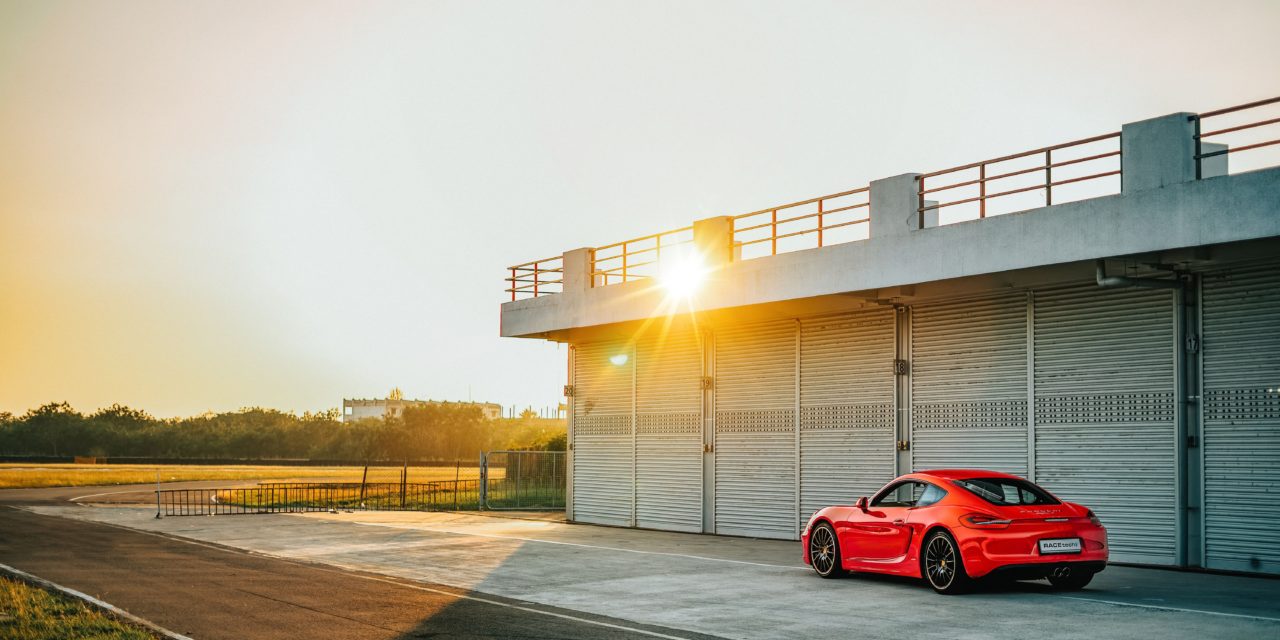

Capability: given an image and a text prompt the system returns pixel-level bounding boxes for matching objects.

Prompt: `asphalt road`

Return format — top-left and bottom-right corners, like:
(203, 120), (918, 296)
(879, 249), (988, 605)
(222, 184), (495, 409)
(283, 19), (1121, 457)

(0, 506), (719, 640)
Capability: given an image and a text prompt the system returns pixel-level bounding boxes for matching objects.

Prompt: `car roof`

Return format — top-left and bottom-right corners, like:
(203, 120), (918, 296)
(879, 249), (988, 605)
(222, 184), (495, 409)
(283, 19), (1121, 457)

(911, 469), (1025, 482)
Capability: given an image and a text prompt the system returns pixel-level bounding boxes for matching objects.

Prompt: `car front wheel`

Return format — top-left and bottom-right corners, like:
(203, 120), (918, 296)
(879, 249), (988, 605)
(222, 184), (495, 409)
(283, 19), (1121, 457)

(808, 523), (844, 578)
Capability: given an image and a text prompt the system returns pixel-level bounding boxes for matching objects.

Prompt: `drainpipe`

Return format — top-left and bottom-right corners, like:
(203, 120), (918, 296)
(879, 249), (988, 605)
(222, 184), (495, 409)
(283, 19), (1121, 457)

(1095, 260), (1183, 290)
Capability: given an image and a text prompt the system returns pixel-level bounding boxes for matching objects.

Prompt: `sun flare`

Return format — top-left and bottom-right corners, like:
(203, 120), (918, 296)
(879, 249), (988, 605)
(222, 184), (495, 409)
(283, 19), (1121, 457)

(658, 251), (709, 300)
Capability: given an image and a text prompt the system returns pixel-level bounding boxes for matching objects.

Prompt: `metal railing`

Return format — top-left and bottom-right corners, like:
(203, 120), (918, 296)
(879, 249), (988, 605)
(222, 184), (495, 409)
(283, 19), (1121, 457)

(158, 458), (567, 516)
(590, 226), (694, 286)
(1194, 96), (1280, 178)
(157, 481), (486, 516)
(918, 132), (1121, 226)
(506, 256), (563, 301)
(503, 96), (1280, 301)
(732, 187), (870, 260)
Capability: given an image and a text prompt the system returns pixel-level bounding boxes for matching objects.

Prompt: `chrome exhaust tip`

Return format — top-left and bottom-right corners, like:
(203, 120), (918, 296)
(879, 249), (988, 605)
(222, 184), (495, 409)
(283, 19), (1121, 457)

(1050, 566), (1072, 578)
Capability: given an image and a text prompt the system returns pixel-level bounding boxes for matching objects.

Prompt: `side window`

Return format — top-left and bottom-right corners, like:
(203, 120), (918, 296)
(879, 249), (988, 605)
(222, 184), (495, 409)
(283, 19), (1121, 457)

(916, 483), (947, 507)
(872, 481), (922, 507)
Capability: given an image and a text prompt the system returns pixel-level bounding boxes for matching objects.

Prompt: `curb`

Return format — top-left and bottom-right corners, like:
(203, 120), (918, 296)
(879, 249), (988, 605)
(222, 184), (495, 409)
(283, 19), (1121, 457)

(0, 563), (194, 640)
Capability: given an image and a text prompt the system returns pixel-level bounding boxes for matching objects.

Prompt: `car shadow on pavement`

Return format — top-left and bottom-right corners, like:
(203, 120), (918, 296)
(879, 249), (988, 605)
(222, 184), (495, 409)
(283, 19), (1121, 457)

(843, 569), (1066, 596)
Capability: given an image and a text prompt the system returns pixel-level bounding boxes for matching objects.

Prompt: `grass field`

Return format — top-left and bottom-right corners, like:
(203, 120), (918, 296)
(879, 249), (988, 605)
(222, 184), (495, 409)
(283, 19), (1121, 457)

(0, 576), (156, 640)
(0, 463), (495, 490)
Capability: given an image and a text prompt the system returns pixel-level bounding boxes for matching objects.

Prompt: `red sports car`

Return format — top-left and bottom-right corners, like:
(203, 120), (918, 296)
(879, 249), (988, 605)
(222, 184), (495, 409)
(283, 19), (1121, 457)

(802, 469), (1107, 594)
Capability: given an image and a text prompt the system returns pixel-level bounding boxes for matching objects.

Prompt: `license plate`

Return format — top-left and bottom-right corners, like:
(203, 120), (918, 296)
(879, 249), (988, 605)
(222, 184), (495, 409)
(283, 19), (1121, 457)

(1039, 538), (1082, 555)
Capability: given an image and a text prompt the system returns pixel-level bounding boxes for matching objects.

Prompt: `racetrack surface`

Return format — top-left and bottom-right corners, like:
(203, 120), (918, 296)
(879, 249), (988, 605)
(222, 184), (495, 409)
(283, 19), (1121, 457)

(0, 507), (717, 640)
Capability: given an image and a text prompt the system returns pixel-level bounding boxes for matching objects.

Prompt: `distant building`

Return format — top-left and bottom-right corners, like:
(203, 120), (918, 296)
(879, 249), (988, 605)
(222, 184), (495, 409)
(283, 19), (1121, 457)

(342, 397), (502, 422)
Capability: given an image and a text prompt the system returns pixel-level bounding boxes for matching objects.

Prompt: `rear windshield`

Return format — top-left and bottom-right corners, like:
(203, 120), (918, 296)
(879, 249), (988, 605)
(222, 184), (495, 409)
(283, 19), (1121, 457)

(952, 478), (1059, 506)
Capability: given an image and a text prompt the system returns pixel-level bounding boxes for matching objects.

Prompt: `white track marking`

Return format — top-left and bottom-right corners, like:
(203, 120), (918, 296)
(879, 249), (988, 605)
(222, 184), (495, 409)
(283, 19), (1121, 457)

(68, 489), (152, 502)
(1056, 595), (1280, 623)
(346, 519), (807, 570)
(0, 562), (195, 640)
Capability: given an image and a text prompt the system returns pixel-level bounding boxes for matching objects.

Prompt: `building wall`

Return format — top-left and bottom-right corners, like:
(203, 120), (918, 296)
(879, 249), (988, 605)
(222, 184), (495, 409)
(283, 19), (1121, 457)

(543, 107), (1280, 574)
(567, 255), (1280, 572)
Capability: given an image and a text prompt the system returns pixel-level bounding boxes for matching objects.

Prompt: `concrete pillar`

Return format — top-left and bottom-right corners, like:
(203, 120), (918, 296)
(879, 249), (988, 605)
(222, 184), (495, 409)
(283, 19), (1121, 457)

(693, 216), (734, 267)
(561, 247), (595, 295)
(1200, 142), (1229, 179)
(921, 200), (941, 229)
(1121, 112), (1198, 193)
(870, 173), (923, 237)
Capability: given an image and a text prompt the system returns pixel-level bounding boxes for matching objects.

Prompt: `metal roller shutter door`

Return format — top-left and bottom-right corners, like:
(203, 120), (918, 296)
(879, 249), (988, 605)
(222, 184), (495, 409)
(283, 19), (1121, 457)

(572, 339), (634, 527)
(799, 309), (896, 529)
(635, 327), (703, 533)
(1033, 285), (1177, 565)
(911, 294), (1029, 476)
(1202, 264), (1280, 574)
(714, 319), (797, 539)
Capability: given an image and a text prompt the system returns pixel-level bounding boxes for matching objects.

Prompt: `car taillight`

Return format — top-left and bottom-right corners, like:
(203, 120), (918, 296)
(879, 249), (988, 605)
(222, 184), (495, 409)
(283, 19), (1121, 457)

(1086, 509), (1102, 527)
(960, 513), (1012, 529)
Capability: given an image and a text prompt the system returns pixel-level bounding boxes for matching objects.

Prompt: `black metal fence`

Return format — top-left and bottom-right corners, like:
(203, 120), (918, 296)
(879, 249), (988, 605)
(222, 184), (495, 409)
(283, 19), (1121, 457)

(157, 451), (566, 516)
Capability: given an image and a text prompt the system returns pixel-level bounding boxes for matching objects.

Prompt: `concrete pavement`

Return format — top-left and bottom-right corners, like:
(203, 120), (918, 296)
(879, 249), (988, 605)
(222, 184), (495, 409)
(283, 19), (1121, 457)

(24, 505), (1280, 640)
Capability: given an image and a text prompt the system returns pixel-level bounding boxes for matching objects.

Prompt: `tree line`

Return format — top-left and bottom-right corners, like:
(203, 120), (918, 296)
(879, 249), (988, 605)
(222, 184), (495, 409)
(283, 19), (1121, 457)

(0, 403), (566, 461)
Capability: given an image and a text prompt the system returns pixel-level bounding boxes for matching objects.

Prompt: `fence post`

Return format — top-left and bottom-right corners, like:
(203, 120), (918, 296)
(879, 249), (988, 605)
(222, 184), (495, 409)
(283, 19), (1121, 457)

(154, 469), (162, 519)
(479, 452), (487, 510)
(515, 452), (522, 509)
(359, 464), (368, 508)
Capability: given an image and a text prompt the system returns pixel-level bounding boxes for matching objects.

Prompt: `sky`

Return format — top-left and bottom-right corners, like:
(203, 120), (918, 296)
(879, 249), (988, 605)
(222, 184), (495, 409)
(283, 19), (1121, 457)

(2, 1), (1278, 418)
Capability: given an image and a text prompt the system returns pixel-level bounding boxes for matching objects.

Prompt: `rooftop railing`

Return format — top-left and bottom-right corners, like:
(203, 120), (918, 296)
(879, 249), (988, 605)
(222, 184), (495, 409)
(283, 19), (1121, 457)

(506, 256), (563, 301)
(732, 187), (871, 261)
(592, 225), (694, 286)
(505, 95), (1280, 302)
(918, 132), (1121, 227)
(1193, 96), (1280, 178)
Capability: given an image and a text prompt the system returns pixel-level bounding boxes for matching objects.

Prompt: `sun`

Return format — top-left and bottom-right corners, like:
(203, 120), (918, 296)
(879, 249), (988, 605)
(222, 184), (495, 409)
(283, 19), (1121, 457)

(658, 251), (709, 300)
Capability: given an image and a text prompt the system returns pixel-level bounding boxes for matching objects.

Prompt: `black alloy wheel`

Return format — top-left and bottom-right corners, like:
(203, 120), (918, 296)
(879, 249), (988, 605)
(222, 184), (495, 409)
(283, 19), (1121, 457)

(923, 530), (971, 594)
(809, 523), (844, 578)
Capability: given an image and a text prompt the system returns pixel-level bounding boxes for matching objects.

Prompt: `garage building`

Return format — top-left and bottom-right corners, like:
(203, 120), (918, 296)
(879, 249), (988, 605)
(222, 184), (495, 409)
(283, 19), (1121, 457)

(501, 101), (1280, 575)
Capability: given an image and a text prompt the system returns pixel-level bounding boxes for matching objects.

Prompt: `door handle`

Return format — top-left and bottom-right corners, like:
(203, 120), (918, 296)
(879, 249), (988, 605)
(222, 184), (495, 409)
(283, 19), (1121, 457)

(892, 519), (905, 525)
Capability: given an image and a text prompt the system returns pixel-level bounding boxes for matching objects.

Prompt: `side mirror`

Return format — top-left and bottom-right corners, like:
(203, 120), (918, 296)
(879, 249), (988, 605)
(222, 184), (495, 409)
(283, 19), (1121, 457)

(855, 496), (869, 512)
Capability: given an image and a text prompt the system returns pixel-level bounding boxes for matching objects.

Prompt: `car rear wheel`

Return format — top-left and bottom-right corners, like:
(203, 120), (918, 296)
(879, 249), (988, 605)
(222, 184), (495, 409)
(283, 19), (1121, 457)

(808, 523), (844, 578)
(1047, 570), (1094, 591)
(923, 530), (971, 594)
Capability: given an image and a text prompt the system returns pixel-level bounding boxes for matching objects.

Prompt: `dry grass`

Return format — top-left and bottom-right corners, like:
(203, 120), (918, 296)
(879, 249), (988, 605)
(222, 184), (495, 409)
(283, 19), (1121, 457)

(0, 463), (496, 490)
(0, 576), (157, 640)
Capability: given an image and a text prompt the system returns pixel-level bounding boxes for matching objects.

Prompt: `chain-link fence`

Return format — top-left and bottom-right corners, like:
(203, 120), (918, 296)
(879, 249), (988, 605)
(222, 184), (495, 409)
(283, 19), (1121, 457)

(156, 451), (566, 516)
(157, 481), (483, 516)
(480, 450), (565, 510)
